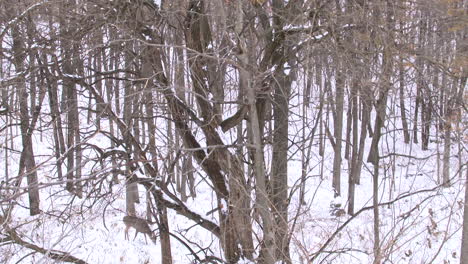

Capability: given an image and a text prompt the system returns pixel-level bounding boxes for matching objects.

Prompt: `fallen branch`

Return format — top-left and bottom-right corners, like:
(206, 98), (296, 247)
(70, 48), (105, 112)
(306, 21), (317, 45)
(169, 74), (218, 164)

(1, 219), (87, 264)
(6, 234), (87, 264)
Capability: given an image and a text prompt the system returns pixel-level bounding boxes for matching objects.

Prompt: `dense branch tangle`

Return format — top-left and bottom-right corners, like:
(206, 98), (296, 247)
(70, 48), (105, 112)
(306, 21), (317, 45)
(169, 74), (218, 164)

(0, 0), (466, 263)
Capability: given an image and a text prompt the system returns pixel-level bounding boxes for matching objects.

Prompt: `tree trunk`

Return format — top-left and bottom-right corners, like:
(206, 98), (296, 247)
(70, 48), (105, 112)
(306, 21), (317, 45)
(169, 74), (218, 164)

(368, 3), (394, 262)
(354, 92), (370, 185)
(159, 206), (173, 264)
(236, 2), (274, 262)
(70, 58), (82, 198)
(11, 18), (40, 216)
(332, 63), (345, 197)
(348, 78), (359, 215)
(442, 77), (459, 187)
(398, 55), (410, 144)
(372, 159), (381, 264)
(271, 68), (291, 263)
(124, 42), (139, 214)
(460, 167), (468, 264)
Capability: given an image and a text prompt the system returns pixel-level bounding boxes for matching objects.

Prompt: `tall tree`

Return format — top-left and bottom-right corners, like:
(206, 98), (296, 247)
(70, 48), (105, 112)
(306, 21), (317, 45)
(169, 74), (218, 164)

(9, 2), (41, 216)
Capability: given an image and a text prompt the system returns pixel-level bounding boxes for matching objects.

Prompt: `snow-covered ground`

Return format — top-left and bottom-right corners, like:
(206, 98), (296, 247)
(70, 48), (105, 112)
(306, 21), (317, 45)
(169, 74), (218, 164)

(1, 103), (466, 264)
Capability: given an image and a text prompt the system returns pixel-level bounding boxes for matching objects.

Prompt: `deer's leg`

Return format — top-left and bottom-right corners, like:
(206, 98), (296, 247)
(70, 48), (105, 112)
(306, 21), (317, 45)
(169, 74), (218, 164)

(124, 226), (129, 240)
(133, 231), (138, 241)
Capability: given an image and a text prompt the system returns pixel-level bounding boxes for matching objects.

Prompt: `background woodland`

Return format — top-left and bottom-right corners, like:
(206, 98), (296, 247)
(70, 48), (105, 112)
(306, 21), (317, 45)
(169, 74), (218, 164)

(0, 0), (467, 263)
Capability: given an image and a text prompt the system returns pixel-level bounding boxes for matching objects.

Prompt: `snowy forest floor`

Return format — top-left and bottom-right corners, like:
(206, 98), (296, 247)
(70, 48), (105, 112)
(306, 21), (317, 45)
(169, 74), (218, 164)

(1, 121), (466, 264)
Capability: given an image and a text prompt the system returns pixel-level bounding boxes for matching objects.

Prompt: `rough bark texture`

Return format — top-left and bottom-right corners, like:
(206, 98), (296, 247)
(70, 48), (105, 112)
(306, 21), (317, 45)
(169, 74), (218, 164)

(11, 15), (40, 216)
(332, 64), (344, 197)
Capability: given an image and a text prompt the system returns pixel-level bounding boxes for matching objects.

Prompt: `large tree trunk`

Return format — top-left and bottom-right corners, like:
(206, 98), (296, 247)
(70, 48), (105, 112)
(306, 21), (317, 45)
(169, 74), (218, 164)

(236, 2), (274, 262)
(271, 68), (291, 263)
(11, 16), (40, 216)
(244, 70), (275, 264)
(159, 206), (172, 264)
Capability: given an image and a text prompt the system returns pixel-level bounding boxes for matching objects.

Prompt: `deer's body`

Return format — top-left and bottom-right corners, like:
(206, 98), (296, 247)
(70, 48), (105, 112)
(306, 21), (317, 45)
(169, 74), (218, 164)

(123, 215), (156, 244)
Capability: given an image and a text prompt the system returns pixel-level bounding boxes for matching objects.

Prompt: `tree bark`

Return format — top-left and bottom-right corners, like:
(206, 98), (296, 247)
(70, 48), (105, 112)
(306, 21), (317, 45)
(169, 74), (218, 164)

(332, 63), (345, 197)
(271, 68), (291, 263)
(236, 2), (274, 262)
(368, 3), (394, 262)
(11, 15), (40, 216)
(461, 167), (468, 264)
(123, 42), (139, 215)
(398, 55), (410, 144)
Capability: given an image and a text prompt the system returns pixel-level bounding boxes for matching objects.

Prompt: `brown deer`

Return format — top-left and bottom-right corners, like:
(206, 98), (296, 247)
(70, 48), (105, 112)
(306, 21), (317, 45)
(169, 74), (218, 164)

(123, 215), (157, 244)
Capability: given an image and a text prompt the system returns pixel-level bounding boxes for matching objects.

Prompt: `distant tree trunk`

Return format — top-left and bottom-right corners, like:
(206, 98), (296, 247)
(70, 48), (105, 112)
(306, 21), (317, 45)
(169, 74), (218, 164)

(413, 82), (420, 144)
(442, 109), (451, 187)
(418, 16), (429, 150)
(413, 15), (426, 146)
(58, 0), (83, 196)
(455, 76), (466, 179)
(131, 89), (141, 149)
(2, 50), (8, 184)
(422, 88), (433, 151)
(3, 127), (8, 182)
(59, 11), (74, 194)
(368, 67), (387, 264)
(70, 60), (82, 198)
(300, 59), (320, 204)
(442, 78), (458, 187)
(348, 78), (359, 215)
(345, 87), (352, 161)
(354, 91), (370, 185)
(332, 62), (345, 197)
(93, 30), (104, 130)
(49, 14), (67, 179)
(439, 60), (447, 131)
(318, 59), (325, 158)
(42, 53), (65, 181)
(174, 29), (189, 201)
(142, 55), (159, 174)
(372, 158), (381, 264)
(398, 55), (410, 144)
(330, 0), (345, 198)
(346, 0), (360, 212)
(368, 3), (393, 262)
(103, 30), (119, 186)
(124, 43), (139, 215)
(65, 80), (75, 194)
(461, 159), (468, 264)
(0, 40), (6, 108)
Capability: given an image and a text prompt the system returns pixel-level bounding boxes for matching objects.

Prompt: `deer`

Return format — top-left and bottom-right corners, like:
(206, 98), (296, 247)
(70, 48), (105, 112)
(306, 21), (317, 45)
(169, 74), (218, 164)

(123, 215), (157, 244)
